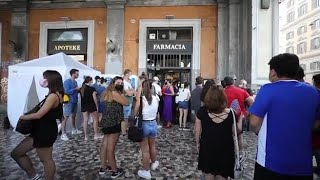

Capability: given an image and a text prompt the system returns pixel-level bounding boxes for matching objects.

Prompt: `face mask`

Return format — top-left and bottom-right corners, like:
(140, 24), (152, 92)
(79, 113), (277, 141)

(39, 79), (48, 88)
(97, 82), (101, 85)
(115, 84), (124, 92)
(239, 84), (244, 88)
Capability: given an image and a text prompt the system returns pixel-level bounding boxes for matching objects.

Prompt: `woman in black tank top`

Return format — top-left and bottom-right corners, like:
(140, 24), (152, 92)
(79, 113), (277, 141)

(11, 70), (64, 180)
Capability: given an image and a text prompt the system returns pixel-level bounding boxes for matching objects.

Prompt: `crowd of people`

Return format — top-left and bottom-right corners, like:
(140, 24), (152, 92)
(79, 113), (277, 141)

(8, 53), (320, 180)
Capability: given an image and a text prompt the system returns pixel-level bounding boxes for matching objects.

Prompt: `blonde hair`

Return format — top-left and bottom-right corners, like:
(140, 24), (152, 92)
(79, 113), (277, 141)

(101, 84), (115, 102)
(101, 76), (123, 102)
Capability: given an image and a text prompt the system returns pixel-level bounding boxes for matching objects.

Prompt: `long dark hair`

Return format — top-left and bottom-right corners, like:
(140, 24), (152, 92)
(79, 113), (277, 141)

(43, 70), (64, 96)
(81, 76), (92, 97)
(142, 80), (152, 105)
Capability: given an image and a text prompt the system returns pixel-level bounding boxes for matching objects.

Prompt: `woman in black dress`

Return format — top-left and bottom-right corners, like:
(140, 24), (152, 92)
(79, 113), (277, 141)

(80, 76), (101, 140)
(194, 85), (235, 180)
(11, 70), (64, 180)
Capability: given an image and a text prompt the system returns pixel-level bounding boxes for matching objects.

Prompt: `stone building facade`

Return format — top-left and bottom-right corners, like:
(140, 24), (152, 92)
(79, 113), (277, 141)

(0, 0), (275, 88)
(279, 0), (320, 83)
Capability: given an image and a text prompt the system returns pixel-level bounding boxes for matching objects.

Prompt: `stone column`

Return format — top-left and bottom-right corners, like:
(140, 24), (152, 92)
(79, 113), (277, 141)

(228, 0), (240, 78)
(105, 0), (126, 74)
(239, 0), (252, 83)
(10, 6), (28, 61)
(217, 0), (229, 80)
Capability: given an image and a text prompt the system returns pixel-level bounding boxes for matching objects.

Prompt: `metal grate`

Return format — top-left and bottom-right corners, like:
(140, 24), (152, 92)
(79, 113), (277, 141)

(146, 54), (191, 69)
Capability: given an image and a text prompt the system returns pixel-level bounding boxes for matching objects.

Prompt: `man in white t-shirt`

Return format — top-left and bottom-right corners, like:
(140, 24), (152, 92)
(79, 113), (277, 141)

(122, 69), (136, 135)
(152, 76), (162, 129)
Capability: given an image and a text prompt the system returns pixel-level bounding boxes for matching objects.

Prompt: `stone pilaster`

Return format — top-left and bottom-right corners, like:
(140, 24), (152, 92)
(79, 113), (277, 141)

(105, 0), (126, 74)
(228, 0), (240, 79)
(217, 0), (229, 80)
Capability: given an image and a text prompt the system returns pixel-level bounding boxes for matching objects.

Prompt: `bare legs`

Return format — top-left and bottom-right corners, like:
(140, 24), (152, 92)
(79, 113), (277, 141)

(91, 111), (100, 137)
(179, 108), (189, 128)
(61, 116), (68, 135)
(237, 116), (244, 152)
(61, 114), (76, 135)
(100, 135), (108, 168)
(140, 139), (150, 170)
(179, 108), (183, 128)
(139, 138), (157, 170)
(183, 109), (188, 128)
(83, 112), (89, 140)
(148, 138), (157, 163)
(106, 133), (120, 172)
(11, 137), (56, 179)
(36, 147), (55, 180)
(83, 111), (100, 140)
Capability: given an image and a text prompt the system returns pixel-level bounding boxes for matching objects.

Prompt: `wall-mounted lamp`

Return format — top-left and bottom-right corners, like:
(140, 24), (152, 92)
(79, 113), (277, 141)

(60, 17), (70, 21)
(165, 15), (175, 20)
(261, 0), (270, 9)
(107, 40), (116, 53)
(60, 17), (71, 28)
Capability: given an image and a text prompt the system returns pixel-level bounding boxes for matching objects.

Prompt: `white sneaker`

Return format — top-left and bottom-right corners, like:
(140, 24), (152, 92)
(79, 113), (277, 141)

(137, 170), (151, 179)
(157, 125), (162, 129)
(239, 151), (247, 165)
(57, 123), (62, 134)
(30, 174), (41, 180)
(72, 129), (83, 135)
(94, 135), (104, 140)
(151, 161), (159, 170)
(60, 134), (69, 141)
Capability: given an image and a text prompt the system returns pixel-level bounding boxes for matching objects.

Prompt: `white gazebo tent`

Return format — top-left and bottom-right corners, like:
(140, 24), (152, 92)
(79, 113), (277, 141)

(7, 52), (101, 129)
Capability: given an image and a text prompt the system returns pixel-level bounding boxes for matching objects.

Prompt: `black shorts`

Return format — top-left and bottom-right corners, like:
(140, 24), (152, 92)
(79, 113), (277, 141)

(101, 123), (121, 135)
(254, 163), (313, 180)
(30, 131), (57, 148)
(81, 105), (97, 113)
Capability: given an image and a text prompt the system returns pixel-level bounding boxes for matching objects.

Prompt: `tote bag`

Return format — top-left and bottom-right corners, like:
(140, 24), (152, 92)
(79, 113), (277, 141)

(15, 98), (46, 135)
(128, 97), (143, 142)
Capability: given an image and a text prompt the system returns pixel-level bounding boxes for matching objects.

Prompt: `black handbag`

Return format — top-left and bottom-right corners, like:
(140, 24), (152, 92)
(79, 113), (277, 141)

(128, 97), (143, 142)
(15, 98), (46, 135)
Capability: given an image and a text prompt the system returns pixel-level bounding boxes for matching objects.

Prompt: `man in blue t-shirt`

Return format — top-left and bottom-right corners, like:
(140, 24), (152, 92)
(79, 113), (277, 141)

(249, 53), (319, 179)
(312, 74), (320, 176)
(60, 69), (82, 141)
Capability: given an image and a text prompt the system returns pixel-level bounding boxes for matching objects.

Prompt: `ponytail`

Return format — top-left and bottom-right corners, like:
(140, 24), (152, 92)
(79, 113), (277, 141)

(80, 82), (86, 97)
(81, 76), (93, 97)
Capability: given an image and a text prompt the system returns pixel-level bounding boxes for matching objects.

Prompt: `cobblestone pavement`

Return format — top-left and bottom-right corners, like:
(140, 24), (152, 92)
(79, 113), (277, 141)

(0, 122), (257, 180)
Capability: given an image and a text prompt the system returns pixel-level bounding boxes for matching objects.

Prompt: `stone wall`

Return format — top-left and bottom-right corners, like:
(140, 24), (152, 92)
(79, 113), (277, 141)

(123, 5), (218, 79)
(28, 8), (107, 72)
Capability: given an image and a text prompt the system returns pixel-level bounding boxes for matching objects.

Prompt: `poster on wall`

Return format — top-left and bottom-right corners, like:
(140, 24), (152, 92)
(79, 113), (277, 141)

(101, 74), (120, 86)
(130, 75), (139, 91)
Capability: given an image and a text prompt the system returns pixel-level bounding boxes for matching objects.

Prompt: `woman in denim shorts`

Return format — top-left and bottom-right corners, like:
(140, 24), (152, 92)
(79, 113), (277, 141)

(134, 80), (160, 179)
(177, 82), (191, 130)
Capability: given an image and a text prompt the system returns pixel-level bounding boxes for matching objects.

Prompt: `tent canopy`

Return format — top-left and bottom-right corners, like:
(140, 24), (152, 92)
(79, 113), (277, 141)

(7, 52), (101, 128)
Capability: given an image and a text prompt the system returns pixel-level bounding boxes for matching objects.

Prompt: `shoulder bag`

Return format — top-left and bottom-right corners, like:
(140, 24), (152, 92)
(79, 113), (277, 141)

(128, 96), (144, 142)
(231, 109), (244, 179)
(15, 98), (46, 135)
